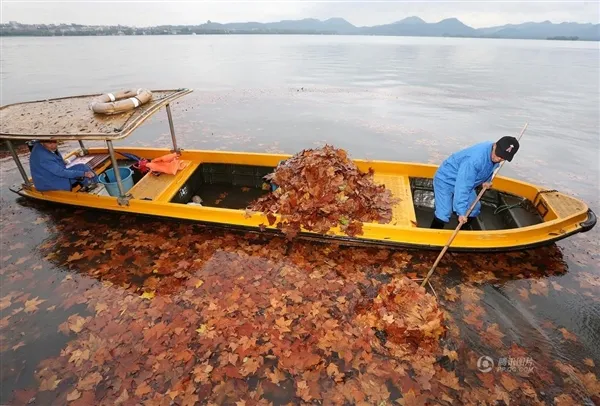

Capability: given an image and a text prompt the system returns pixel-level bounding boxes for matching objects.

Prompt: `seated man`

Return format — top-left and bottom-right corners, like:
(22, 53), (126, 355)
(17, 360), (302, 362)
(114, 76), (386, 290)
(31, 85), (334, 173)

(431, 136), (519, 229)
(29, 140), (96, 192)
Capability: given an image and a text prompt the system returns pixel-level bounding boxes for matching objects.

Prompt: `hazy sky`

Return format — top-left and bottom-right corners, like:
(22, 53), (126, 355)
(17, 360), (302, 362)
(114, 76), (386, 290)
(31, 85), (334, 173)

(2, 1), (599, 28)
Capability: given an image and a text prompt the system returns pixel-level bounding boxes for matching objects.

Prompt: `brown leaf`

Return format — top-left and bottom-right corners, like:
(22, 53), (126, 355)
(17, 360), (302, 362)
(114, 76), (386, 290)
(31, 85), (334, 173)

(66, 389), (81, 401)
(134, 382), (152, 397)
(444, 287), (458, 302)
(266, 368), (286, 385)
(39, 374), (61, 391)
(12, 341), (25, 351)
(240, 356), (262, 376)
(24, 297), (45, 313)
(67, 252), (85, 262)
(481, 323), (505, 348)
(77, 372), (102, 391)
(554, 394), (576, 406)
(559, 327), (578, 341)
(499, 373), (519, 393)
(114, 389), (129, 405)
(584, 358), (595, 368)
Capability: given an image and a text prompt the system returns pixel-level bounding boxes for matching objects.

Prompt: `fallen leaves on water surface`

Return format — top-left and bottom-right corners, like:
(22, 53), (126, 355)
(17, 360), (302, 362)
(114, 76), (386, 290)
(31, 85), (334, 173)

(247, 145), (398, 239)
(1, 203), (599, 405)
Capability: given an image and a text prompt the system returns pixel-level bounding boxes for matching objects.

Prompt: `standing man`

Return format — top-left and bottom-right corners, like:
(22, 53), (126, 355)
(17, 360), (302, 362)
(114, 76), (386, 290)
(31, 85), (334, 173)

(29, 140), (96, 192)
(430, 136), (520, 229)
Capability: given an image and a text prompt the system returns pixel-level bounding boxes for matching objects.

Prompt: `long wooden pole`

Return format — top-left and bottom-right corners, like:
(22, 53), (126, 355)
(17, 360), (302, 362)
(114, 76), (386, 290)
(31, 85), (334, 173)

(421, 123), (529, 288)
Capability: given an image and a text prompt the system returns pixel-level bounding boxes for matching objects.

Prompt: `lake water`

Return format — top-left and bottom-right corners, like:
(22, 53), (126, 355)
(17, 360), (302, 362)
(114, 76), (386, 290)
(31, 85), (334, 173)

(1, 35), (599, 404)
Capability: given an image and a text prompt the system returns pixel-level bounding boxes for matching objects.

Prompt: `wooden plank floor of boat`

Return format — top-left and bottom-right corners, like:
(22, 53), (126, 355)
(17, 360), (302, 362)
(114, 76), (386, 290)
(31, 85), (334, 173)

(129, 161), (196, 201)
(373, 173), (417, 227)
(540, 191), (587, 218)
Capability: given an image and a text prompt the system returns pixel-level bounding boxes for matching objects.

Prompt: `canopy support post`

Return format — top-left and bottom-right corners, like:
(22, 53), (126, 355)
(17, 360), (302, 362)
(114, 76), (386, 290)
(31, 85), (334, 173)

(78, 140), (88, 155)
(166, 103), (180, 153)
(106, 140), (129, 206)
(5, 140), (32, 187)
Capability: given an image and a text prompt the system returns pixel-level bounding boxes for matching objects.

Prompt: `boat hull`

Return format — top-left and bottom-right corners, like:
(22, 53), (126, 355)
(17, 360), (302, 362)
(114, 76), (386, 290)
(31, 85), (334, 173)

(10, 147), (596, 252)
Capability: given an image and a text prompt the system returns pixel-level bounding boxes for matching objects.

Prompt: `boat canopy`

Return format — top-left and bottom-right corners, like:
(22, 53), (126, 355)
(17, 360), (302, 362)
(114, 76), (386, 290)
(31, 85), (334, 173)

(0, 88), (192, 141)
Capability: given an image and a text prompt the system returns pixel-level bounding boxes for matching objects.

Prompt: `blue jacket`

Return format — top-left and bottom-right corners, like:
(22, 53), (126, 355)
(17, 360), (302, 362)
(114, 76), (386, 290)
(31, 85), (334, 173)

(29, 142), (86, 191)
(434, 141), (498, 216)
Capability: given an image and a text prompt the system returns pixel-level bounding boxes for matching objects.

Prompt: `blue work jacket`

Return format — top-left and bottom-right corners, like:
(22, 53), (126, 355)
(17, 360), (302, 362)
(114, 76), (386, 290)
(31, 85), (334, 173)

(434, 141), (499, 216)
(29, 142), (86, 191)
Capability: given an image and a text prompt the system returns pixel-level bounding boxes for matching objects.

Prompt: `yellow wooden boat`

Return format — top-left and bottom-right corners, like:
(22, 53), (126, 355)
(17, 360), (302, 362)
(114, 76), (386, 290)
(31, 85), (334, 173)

(1, 89), (596, 252)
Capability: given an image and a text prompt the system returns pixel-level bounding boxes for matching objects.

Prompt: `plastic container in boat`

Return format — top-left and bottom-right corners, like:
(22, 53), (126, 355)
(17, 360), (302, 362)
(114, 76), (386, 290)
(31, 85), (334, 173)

(99, 167), (134, 196)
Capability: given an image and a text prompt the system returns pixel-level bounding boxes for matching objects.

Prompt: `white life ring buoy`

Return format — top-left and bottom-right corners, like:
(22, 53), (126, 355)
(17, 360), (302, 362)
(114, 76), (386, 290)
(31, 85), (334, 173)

(90, 89), (153, 115)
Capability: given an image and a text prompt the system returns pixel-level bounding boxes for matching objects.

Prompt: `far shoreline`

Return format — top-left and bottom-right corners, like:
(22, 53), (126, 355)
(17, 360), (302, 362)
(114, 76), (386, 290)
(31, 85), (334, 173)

(1, 33), (598, 42)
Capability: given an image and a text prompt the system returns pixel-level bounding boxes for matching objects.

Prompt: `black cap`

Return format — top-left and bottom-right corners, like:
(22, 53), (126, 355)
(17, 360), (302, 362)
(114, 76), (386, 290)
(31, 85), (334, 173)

(495, 136), (520, 162)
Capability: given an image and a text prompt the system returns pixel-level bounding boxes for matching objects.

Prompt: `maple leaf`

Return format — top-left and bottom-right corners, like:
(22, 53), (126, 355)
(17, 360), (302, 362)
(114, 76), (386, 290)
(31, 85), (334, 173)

(67, 314), (88, 333)
(24, 297), (45, 313)
(77, 372), (102, 391)
(95, 302), (108, 314)
(443, 348), (458, 361)
(296, 380), (313, 402)
(444, 287), (458, 302)
(69, 349), (90, 367)
(33, 217), (47, 225)
(193, 363), (213, 383)
(530, 280), (549, 296)
(481, 323), (505, 348)
(66, 389), (81, 401)
(559, 327), (578, 341)
(15, 255), (32, 265)
(517, 287), (530, 300)
(67, 252), (85, 262)
(12, 341), (25, 351)
(327, 363), (345, 382)
(275, 317), (292, 333)
(181, 392), (199, 406)
(286, 290), (303, 304)
(0, 297), (11, 311)
(554, 394), (576, 406)
(438, 369), (461, 391)
(499, 373), (519, 392)
(240, 356), (262, 376)
(39, 374), (61, 391)
(266, 368), (286, 385)
(141, 291), (155, 300)
(115, 390), (129, 405)
(135, 382), (152, 397)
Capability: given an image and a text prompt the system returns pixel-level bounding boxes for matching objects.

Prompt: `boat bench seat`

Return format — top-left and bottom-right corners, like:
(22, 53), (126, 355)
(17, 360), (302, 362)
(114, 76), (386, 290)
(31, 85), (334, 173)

(129, 160), (194, 201)
(373, 173), (418, 227)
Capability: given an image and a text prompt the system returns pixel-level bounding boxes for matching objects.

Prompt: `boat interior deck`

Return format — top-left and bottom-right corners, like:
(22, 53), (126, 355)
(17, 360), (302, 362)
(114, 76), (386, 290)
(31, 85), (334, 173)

(77, 153), (544, 231)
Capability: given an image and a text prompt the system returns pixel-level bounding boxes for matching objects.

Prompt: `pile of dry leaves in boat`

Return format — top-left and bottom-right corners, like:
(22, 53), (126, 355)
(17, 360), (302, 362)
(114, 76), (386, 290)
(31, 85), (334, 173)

(247, 145), (398, 239)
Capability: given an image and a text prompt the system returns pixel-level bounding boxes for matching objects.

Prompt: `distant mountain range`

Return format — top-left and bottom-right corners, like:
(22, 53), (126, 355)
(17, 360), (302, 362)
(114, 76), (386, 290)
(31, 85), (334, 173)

(199, 16), (599, 40)
(2, 17), (599, 40)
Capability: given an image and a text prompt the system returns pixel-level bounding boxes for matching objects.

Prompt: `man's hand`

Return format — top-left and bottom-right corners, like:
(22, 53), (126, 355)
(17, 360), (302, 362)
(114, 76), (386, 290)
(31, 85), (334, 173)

(482, 182), (493, 190)
(458, 215), (469, 225)
(84, 171), (95, 178)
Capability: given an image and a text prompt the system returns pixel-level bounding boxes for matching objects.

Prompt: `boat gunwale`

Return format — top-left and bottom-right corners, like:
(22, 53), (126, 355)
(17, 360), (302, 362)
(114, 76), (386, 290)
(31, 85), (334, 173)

(8, 184), (597, 252)
(0, 88), (193, 141)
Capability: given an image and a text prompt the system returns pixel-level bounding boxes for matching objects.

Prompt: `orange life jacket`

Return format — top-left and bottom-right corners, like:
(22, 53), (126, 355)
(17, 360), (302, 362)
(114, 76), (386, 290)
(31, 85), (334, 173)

(146, 153), (187, 175)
